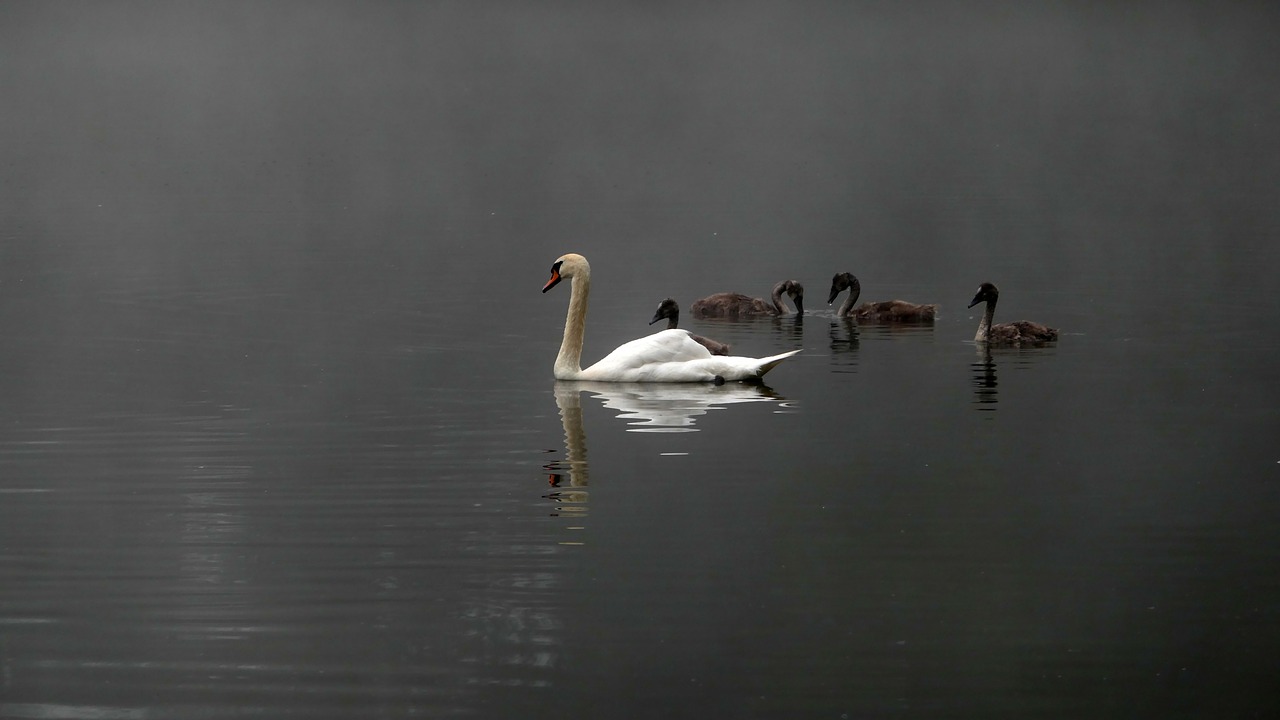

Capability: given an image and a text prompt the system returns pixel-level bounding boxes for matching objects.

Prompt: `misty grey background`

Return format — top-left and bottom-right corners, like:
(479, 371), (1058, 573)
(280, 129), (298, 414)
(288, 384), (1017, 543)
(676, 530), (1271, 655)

(2, 2), (1279, 718)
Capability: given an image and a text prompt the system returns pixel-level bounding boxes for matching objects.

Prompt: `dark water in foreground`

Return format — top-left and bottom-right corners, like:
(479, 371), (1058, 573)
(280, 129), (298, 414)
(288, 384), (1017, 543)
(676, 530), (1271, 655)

(1, 258), (1277, 718)
(3, 2), (1280, 718)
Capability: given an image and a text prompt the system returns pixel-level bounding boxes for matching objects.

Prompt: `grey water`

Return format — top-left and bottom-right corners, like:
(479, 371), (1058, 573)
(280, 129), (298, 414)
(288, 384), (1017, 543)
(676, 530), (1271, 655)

(3, 2), (1279, 718)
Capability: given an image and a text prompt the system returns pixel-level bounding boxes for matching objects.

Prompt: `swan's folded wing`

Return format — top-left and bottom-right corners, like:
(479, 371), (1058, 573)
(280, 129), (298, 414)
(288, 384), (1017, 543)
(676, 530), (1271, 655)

(582, 330), (713, 377)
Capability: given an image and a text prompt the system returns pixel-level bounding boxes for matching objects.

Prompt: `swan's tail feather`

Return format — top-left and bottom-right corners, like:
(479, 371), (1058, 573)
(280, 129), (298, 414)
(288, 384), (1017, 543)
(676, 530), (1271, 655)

(752, 349), (802, 378)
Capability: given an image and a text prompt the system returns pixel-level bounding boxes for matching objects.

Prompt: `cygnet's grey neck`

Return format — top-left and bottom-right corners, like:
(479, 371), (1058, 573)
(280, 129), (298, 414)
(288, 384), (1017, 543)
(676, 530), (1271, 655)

(771, 281), (802, 314)
(838, 287), (860, 317)
(975, 297), (996, 343)
(832, 274), (861, 318)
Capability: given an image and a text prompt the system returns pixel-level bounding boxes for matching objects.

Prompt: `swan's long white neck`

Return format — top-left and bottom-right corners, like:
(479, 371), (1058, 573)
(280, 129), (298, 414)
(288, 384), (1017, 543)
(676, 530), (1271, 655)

(555, 270), (590, 380)
(975, 297), (997, 342)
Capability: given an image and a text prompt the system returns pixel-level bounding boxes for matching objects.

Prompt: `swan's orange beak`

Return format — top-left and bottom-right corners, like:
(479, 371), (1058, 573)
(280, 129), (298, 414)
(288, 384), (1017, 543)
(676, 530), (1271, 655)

(542, 268), (563, 293)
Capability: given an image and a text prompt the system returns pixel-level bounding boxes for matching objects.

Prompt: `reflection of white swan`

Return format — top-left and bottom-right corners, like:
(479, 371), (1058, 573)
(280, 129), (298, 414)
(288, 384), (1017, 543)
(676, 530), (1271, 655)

(552, 383), (590, 486)
(545, 382), (792, 547)
(556, 380), (791, 433)
(543, 254), (800, 382)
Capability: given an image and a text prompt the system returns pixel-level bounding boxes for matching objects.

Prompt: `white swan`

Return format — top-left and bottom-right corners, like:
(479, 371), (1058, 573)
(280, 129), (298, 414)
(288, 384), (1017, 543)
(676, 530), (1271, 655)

(542, 254), (801, 382)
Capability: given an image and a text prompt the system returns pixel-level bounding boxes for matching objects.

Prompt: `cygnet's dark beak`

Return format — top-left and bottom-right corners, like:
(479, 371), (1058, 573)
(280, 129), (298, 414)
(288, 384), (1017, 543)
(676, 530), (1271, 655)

(649, 311), (663, 325)
(794, 297), (804, 314)
(827, 287), (839, 305)
(967, 293), (983, 309)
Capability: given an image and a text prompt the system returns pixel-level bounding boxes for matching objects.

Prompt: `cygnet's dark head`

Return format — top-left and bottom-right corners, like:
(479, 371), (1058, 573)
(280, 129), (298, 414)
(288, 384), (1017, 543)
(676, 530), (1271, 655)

(650, 297), (679, 325)
(827, 272), (860, 305)
(967, 282), (1000, 309)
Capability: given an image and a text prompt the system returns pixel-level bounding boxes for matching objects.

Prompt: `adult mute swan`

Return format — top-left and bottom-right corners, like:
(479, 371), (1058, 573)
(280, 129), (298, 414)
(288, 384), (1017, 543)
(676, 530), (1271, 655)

(649, 298), (731, 356)
(827, 272), (938, 322)
(542, 254), (800, 382)
(690, 280), (804, 318)
(967, 282), (1059, 344)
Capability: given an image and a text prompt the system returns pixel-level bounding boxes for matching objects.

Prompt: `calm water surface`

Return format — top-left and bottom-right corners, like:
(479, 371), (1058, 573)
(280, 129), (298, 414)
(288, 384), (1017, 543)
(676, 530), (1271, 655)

(3, 2), (1280, 718)
(2, 260), (1277, 718)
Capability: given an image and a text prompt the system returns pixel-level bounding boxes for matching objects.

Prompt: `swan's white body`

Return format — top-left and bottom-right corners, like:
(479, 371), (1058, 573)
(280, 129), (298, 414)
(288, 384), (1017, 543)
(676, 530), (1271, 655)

(543, 254), (800, 383)
(566, 328), (792, 382)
